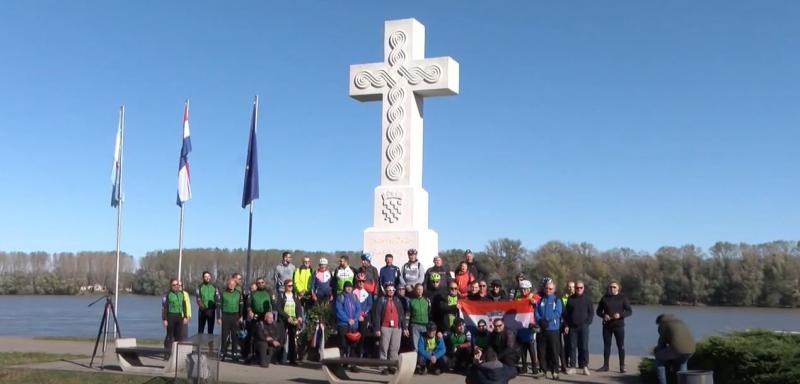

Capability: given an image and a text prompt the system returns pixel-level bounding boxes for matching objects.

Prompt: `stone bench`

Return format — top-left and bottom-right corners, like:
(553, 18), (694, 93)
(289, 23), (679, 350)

(320, 347), (415, 384)
(115, 338), (192, 374)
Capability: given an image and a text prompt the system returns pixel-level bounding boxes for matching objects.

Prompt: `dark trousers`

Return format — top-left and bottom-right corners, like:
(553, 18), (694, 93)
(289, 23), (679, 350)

(561, 332), (571, 368)
(447, 347), (473, 372)
(255, 340), (278, 367)
(198, 308), (216, 334)
(568, 325), (590, 368)
(337, 325), (355, 357)
(519, 340), (537, 372)
(284, 322), (298, 363)
(220, 313), (239, 357)
(602, 326), (625, 367)
(164, 314), (185, 352)
(417, 355), (447, 371)
(541, 330), (561, 373)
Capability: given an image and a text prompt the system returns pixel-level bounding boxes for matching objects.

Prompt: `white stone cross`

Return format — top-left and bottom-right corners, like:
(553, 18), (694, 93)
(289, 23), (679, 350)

(349, 18), (459, 268)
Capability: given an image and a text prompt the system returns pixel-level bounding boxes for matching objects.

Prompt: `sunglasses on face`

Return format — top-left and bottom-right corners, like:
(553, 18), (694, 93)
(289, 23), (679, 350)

(480, 284), (487, 287)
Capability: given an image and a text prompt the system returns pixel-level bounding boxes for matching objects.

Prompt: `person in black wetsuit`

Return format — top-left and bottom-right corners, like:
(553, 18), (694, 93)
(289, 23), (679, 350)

(595, 279), (632, 373)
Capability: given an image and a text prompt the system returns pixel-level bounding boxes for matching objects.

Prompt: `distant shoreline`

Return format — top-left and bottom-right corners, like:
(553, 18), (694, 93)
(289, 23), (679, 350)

(1, 293), (798, 310)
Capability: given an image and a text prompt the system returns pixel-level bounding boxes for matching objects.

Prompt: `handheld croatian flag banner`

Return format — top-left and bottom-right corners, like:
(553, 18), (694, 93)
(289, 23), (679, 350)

(177, 101), (192, 206)
(459, 300), (535, 332)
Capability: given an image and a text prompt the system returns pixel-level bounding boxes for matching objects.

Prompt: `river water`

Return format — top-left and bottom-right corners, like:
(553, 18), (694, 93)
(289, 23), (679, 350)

(1, 294), (797, 356)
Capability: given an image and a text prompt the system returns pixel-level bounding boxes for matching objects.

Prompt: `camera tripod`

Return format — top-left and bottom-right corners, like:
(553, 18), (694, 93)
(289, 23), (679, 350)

(89, 294), (122, 368)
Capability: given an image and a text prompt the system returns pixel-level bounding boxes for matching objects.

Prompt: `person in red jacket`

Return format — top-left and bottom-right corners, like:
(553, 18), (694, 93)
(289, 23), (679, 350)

(453, 261), (474, 299)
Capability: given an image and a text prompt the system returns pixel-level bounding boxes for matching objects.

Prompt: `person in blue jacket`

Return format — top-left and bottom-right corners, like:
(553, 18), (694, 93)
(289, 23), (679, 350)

(535, 280), (563, 380)
(335, 281), (361, 359)
(378, 254), (402, 295)
(416, 322), (446, 375)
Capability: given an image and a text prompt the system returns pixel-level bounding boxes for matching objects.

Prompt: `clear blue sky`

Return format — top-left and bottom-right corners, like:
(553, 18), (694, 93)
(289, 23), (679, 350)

(1, 1), (798, 258)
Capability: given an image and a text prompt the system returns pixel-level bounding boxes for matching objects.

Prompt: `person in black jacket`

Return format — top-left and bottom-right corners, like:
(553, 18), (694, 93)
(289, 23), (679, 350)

(466, 347), (517, 384)
(253, 311), (285, 367)
(464, 249), (489, 283)
(595, 280), (632, 373)
(563, 280), (594, 376)
(488, 318), (518, 367)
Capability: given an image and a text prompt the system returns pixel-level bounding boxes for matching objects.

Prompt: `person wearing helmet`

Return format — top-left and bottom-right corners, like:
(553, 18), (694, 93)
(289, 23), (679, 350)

(311, 258), (333, 304)
(379, 254), (402, 295)
(333, 255), (358, 295)
(432, 281), (461, 332)
(358, 252), (379, 295)
(425, 272), (443, 300)
(335, 281), (361, 359)
(515, 279), (541, 376)
(416, 322), (446, 375)
(424, 256), (451, 298)
(401, 248), (425, 287)
(353, 272), (374, 358)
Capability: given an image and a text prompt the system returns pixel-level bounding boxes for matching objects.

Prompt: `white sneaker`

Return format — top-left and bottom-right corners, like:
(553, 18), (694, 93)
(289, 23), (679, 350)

(582, 366), (591, 376)
(566, 368), (576, 375)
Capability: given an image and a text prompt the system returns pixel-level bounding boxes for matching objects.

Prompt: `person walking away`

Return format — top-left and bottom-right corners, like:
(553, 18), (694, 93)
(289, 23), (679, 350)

(218, 278), (244, 361)
(253, 311), (284, 367)
(596, 280), (632, 373)
(358, 252), (380, 295)
(378, 254), (402, 295)
(275, 279), (304, 365)
(655, 314), (695, 384)
(563, 280), (593, 376)
(409, 283), (431, 351)
(416, 322), (446, 375)
(162, 278), (187, 360)
(401, 248), (425, 287)
(536, 280), (563, 379)
(196, 271), (220, 334)
(373, 282), (409, 375)
(272, 252), (295, 294)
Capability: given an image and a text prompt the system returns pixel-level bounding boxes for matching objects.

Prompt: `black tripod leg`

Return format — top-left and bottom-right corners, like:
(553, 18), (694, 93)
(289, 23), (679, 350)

(90, 303), (109, 368)
(109, 300), (122, 338)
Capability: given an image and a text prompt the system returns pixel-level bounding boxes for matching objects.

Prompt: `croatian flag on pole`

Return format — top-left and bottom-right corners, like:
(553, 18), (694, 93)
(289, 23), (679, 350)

(176, 101), (192, 206)
(459, 300), (535, 332)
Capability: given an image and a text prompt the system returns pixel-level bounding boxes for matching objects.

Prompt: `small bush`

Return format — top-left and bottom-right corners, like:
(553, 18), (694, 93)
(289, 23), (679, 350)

(639, 329), (800, 384)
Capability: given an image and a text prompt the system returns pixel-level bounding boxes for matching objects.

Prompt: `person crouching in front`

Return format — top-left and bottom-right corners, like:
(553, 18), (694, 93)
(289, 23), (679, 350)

(416, 322), (446, 375)
(253, 311), (284, 368)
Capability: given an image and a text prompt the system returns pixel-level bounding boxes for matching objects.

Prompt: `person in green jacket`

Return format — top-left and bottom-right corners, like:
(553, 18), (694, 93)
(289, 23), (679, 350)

(409, 283), (431, 351)
(195, 271), (220, 334)
(218, 278), (244, 361)
(162, 278), (187, 358)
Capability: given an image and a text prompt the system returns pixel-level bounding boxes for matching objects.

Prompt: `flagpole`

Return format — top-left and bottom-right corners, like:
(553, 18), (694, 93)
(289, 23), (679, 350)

(245, 201), (253, 290)
(244, 95), (258, 290)
(178, 204), (185, 282)
(113, 105), (125, 337)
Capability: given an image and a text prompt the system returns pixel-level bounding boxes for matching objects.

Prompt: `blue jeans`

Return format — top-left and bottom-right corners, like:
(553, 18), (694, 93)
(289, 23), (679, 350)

(411, 324), (427, 351)
(655, 347), (692, 384)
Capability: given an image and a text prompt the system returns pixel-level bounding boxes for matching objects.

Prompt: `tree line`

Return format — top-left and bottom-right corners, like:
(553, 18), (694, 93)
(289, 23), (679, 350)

(1, 239), (798, 308)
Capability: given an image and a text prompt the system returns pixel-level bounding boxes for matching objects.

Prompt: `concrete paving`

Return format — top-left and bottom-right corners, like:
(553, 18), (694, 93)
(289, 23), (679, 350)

(0, 336), (642, 383)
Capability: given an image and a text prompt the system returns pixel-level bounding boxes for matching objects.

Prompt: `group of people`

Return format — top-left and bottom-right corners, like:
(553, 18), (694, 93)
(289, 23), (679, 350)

(161, 249), (695, 384)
